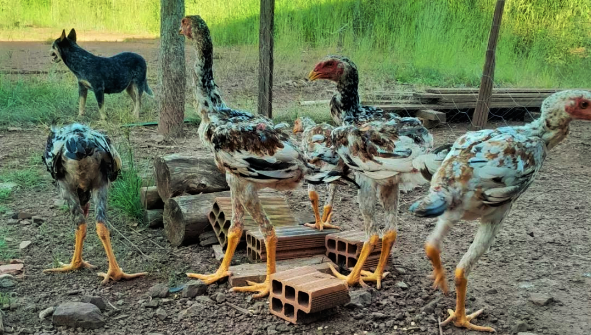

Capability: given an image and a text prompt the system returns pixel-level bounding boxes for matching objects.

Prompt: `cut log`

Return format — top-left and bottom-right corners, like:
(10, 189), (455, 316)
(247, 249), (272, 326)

(140, 186), (164, 210)
(154, 153), (229, 201)
(144, 209), (164, 228)
(164, 191), (230, 247)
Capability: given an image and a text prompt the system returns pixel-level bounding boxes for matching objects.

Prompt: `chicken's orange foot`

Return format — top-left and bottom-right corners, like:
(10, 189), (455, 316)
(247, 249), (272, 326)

(186, 269), (231, 285)
(360, 270), (389, 289)
(425, 243), (448, 294)
(304, 205), (340, 231)
(231, 279), (270, 299)
(328, 263), (367, 288)
(43, 260), (96, 273)
(440, 309), (495, 332)
(98, 267), (147, 284)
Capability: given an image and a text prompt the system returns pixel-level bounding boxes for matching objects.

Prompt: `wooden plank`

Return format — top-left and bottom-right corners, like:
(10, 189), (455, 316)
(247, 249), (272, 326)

(229, 255), (334, 287)
(416, 93), (555, 100)
(416, 109), (446, 123)
(258, 0), (274, 118)
(472, 0), (506, 129)
(424, 87), (580, 94)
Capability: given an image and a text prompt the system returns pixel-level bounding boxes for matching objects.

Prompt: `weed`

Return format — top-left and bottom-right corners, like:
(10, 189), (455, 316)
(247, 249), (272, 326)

(109, 134), (144, 224)
(0, 189), (11, 202)
(0, 168), (46, 190)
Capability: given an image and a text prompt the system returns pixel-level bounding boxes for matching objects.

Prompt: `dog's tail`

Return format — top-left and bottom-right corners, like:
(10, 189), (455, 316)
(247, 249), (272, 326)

(143, 81), (154, 98)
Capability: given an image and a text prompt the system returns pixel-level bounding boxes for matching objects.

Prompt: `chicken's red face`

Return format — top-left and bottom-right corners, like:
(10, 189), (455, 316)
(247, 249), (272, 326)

(308, 59), (344, 82)
(179, 17), (193, 39)
(565, 96), (591, 120)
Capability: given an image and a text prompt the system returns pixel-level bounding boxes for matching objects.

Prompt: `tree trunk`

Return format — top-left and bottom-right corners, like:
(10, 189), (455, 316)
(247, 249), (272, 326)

(164, 191), (230, 247)
(144, 209), (164, 228)
(154, 153), (229, 202)
(140, 186), (164, 209)
(157, 0), (185, 136)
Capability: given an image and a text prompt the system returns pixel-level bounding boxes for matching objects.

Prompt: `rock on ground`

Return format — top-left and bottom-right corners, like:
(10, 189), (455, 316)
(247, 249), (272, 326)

(148, 283), (169, 299)
(52, 302), (105, 329)
(345, 289), (371, 308)
(529, 293), (554, 306)
(39, 306), (55, 320)
(81, 296), (107, 311)
(181, 280), (207, 298)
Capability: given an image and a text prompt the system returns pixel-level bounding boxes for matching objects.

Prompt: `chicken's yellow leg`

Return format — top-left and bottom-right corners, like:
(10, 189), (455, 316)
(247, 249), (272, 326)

(440, 268), (495, 332)
(360, 231), (396, 289)
(187, 226), (242, 283)
(305, 189), (340, 231)
(232, 230), (277, 298)
(426, 242), (448, 293)
(96, 222), (147, 284)
(44, 224), (96, 272)
(329, 234), (379, 287)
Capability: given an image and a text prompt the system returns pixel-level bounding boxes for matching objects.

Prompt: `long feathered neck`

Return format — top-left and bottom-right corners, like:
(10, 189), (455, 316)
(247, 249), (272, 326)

(190, 32), (226, 120)
(331, 66), (361, 122)
(525, 106), (571, 150)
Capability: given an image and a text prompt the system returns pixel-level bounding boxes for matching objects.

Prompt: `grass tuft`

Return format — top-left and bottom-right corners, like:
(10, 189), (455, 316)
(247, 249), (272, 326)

(109, 138), (144, 224)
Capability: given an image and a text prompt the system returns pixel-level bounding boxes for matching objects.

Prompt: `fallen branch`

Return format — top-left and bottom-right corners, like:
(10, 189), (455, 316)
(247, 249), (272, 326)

(225, 302), (252, 316)
(438, 316), (443, 335)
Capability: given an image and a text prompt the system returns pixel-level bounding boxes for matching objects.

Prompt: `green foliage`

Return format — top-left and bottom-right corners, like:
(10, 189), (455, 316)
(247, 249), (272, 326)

(0, 169), (46, 190)
(0, 0), (589, 87)
(108, 138), (144, 224)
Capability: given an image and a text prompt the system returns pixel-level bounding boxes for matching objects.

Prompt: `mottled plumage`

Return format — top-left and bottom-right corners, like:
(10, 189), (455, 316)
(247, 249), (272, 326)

(42, 123), (145, 283)
(410, 90), (591, 332)
(181, 16), (343, 297)
(309, 56), (450, 289)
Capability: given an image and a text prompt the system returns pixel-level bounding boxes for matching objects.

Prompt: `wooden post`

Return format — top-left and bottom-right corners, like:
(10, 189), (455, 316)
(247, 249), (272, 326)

(471, 0), (506, 130)
(258, 0), (275, 118)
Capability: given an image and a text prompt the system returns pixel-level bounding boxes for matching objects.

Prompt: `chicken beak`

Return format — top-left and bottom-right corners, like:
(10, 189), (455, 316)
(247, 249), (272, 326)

(308, 70), (322, 81)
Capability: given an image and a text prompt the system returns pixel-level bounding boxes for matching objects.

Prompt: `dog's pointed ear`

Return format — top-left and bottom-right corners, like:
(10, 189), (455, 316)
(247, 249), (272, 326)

(67, 29), (76, 42)
(59, 29), (66, 42)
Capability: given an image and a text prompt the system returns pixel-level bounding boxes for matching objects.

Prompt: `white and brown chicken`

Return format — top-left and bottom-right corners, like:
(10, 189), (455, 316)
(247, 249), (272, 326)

(292, 116), (344, 231)
(179, 16), (346, 298)
(410, 90), (591, 332)
(309, 55), (450, 289)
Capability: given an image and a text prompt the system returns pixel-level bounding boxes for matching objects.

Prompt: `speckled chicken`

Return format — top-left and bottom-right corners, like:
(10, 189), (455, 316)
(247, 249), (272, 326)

(292, 116), (343, 231)
(309, 56), (450, 289)
(410, 90), (591, 332)
(42, 123), (147, 284)
(180, 16), (343, 298)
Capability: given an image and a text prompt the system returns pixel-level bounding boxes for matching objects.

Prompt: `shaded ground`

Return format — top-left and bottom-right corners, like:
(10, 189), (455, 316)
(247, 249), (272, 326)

(0, 40), (590, 335)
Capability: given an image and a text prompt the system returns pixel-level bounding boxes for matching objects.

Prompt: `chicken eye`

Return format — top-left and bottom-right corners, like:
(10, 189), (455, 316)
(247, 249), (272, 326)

(580, 101), (589, 109)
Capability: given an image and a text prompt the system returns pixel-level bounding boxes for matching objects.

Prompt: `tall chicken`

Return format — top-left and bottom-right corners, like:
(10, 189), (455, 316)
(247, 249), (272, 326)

(293, 117), (342, 231)
(180, 16), (342, 297)
(410, 90), (591, 332)
(42, 123), (147, 283)
(309, 56), (449, 288)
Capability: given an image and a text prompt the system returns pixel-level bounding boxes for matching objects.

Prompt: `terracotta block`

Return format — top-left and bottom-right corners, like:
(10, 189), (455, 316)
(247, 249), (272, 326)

(325, 231), (391, 271)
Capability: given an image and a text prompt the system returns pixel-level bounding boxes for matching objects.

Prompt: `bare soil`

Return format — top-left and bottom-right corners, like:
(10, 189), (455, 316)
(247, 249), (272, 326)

(0, 41), (590, 335)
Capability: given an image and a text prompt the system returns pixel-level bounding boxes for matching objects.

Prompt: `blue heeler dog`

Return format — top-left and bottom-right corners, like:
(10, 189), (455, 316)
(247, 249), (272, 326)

(50, 29), (153, 120)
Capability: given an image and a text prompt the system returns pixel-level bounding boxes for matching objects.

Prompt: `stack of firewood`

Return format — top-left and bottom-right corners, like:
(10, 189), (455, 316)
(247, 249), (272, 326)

(140, 153), (230, 247)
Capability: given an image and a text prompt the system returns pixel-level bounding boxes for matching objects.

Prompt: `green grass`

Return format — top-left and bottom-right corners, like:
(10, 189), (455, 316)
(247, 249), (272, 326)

(1, 0), (589, 88)
(0, 72), (160, 126)
(0, 169), (46, 190)
(108, 138), (144, 224)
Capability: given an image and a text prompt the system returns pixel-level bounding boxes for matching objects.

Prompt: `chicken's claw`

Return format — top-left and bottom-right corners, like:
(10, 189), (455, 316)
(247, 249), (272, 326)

(44, 260), (96, 273)
(187, 270), (231, 285)
(441, 308), (495, 332)
(231, 279), (270, 298)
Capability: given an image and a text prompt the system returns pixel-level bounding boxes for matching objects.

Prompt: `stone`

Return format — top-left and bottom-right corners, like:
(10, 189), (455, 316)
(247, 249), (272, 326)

(517, 333), (538, 335)
(214, 292), (226, 303)
(32, 216), (45, 224)
(52, 302), (105, 329)
(144, 299), (159, 309)
(345, 289), (371, 308)
(80, 296), (107, 311)
(16, 212), (33, 220)
(529, 293), (554, 306)
(19, 241), (32, 250)
(147, 283), (169, 299)
(396, 281), (409, 290)
(181, 280), (207, 298)
(371, 312), (387, 320)
(395, 267), (407, 275)
(39, 306), (55, 320)
(0, 276), (17, 288)
(194, 296), (214, 304)
(512, 321), (529, 333)
(155, 308), (167, 321)
(53, 199), (66, 207)
(0, 182), (17, 191)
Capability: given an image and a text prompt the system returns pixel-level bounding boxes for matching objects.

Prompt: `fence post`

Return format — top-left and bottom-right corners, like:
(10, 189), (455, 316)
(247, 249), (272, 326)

(258, 0), (275, 118)
(472, 0), (506, 130)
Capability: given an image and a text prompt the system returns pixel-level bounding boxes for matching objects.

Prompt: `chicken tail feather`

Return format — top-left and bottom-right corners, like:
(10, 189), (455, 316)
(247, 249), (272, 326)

(409, 191), (449, 218)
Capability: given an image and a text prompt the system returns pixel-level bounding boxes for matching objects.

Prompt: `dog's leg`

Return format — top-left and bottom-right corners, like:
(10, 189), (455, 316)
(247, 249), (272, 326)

(126, 83), (140, 119)
(95, 89), (106, 120)
(78, 83), (88, 117)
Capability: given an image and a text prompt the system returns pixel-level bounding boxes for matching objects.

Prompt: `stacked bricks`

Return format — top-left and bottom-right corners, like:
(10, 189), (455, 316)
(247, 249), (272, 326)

(269, 266), (350, 324)
(208, 196), (298, 248)
(246, 225), (336, 262)
(325, 231), (391, 270)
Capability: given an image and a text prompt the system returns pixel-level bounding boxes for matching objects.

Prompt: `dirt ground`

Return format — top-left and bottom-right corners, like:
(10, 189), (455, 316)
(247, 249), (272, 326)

(1, 40), (590, 335)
